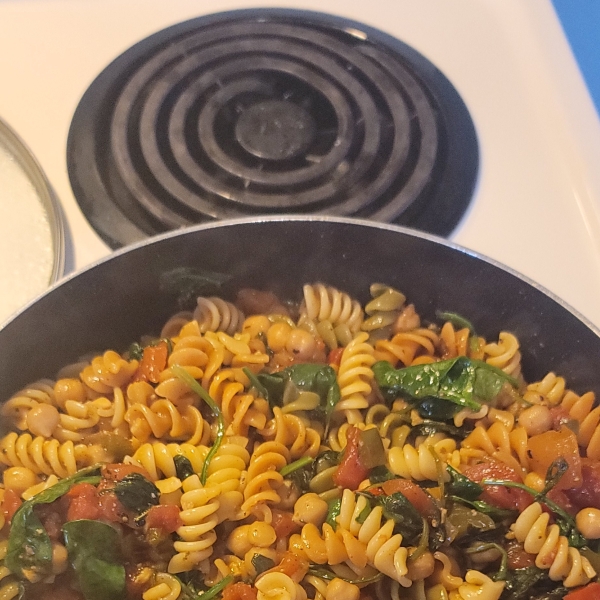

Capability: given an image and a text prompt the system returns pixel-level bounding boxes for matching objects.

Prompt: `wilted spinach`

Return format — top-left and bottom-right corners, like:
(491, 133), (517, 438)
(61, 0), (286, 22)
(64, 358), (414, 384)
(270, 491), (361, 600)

(254, 364), (340, 428)
(159, 267), (231, 309)
(62, 520), (126, 600)
(373, 358), (518, 416)
(112, 472), (160, 521)
(6, 465), (101, 581)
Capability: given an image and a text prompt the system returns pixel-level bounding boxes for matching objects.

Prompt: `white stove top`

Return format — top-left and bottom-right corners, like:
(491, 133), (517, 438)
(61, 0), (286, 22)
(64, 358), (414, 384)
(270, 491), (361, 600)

(1, 0), (600, 327)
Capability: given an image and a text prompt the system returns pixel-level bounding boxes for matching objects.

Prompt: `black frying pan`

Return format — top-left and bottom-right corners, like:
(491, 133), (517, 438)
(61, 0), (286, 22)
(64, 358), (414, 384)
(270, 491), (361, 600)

(1, 216), (598, 399)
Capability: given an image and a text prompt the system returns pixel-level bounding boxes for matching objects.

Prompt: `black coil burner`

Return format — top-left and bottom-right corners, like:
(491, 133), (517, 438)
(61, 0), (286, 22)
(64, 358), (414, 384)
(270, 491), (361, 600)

(67, 9), (479, 248)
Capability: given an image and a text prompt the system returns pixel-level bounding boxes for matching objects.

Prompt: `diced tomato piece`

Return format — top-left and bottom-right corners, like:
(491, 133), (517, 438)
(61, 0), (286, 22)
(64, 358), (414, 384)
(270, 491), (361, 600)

(271, 509), (300, 538)
(380, 479), (437, 518)
(1, 488), (22, 524)
(145, 504), (182, 534)
(262, 551), (309, 583)
(546, 487), (577, 516)
(564, 582), (600, 600)
(527, 427), (582, 490)
(505, 540), (535, 569)
(333, 426), (370, 490)
(461, 459), (532, 511)
(566, 459), (600, 510)
(101, 463), (151, 483)
(327, 347), (344, 367)
(549, 406), (571, 430)
(222, 582), (258, 600)
(97, 490), (127, 524)
(133, 341), (168, 384)
(66, 483), (100, 522)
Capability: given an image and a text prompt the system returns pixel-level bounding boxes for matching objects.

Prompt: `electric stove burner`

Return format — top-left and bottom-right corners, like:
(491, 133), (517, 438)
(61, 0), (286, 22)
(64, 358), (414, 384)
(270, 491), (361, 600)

(67, 9), (479, 249)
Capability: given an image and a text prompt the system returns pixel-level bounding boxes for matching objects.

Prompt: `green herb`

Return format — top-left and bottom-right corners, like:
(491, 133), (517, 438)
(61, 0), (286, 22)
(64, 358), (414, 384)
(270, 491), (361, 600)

(173, 455), (195, 480)
(127, 337), (173, 361)
(435, 310), (476, 333)
(446, 464), (484, 501)
(371, 491), (423, 545)
(325, 499), (342, 530)
(172, 365), (225, 485)
(500, 566), (546, 600)
(5, 465), (101, 581)
(243, 367), (270, 400)
(444, 503), (497, 543)
(448, 495), (516, 521)
(409, 420), (473, 442)
(62, 520), (126, 600)
(255, 364), (340, 430)
(159, 267), (231, 309)
(368, 465), (395, 484)
(355, 500), (372, 525)
(280, 457), (314, 477)
(251, 554), (275, 577)
(482, 458), (586, 548)
(112, 472), (160, 520)
(307, 566), (382, 585)
(198, 574), (234, 600)
(373, 358), (518, 414)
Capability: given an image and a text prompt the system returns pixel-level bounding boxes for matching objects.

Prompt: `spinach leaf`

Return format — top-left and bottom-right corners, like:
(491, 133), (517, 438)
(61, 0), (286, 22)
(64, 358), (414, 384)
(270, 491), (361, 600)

(500, 567), (547, 600)
(445, 503), (497, 543)
(435, 310), (476, 334)
(307, 566), (382, 585)
(325, 499), (341, 530)
(173, 455), (195, 480)
(6, 465), (101, 581)
(251, 554), (275, 577)
(371, 491), (423, 545)
(256, 364), (340, 426)
(159, 267), (231, 309)
(368, 465), (395, 484)
(373, 358), (517, 413)
(62, 520), (126, 600)
(446, 464), (483, 501)
(112, 472), (160, 518)
(409, 420), (473, 442)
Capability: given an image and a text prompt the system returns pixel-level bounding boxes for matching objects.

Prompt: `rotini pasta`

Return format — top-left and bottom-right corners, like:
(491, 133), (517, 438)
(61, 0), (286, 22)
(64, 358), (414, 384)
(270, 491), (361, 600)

(0, 281), (597, 600)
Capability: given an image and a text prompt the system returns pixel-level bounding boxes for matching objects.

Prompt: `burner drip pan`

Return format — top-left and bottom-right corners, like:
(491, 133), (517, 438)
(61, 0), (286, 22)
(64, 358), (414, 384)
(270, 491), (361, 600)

(67, 9), (479, 248)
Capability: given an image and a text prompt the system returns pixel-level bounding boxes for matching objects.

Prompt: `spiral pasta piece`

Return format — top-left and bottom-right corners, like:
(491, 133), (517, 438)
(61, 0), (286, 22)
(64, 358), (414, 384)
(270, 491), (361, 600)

(79, 350), (139, 394)
(374, 328), (439, 367)
(300, 284), (363, 335)
(0, 432), (98, 479)
(242, 441), (290, 515)
(335, 332), (376, 413)
(126, 442), (208, 481)
(483, 332), (521, 377)
(450, 570), (504, 600)
(510, 502), (596, 587)
(125, 399), (208, 445)
(387, 436), (457, 482)
(268, 407), (321, 460)
(193, 296), (245, 335)
(255, 571), (307, 600)
(142, 572), (182, 600)
(169, 475), (220, 573)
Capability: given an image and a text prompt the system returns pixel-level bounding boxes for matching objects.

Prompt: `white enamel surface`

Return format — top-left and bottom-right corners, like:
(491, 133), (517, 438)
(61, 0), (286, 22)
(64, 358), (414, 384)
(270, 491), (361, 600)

(0, 0), (600, 324)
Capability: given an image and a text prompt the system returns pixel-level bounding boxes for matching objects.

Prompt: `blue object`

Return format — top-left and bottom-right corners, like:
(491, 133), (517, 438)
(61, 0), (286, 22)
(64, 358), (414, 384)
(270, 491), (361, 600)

(552, 0), (600, 117)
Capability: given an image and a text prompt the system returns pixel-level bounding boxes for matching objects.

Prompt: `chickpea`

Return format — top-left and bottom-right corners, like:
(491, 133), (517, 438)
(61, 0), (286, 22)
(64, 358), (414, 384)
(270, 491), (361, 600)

(517, 404), (552, 436)
(26, 403), (60, 437)
(3, 466), (38, 494)
(243, 315), (272, 337)
(406, 550), (435, 581)
(51, 542), (69, 575)
(325, 578), (360, 600)
(285, 328), (317, 360)
(293, 493), (329, 527)
(54, 378), (87, 404)
(576, 508), (600, 539)
(227, 522), (276, 557)
(267, 322), (293, 352)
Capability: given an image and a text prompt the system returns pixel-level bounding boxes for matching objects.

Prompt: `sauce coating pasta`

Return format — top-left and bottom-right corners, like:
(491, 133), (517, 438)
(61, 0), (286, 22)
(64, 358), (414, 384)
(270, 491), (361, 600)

(0, 282), (599, 600)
